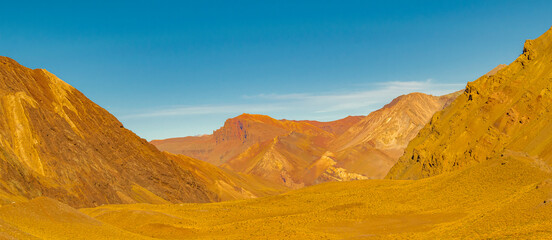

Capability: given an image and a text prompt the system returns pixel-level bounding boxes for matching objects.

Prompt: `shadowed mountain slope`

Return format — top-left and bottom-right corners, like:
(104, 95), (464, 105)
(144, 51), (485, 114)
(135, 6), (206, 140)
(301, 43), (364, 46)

(387, 26), (552, 180)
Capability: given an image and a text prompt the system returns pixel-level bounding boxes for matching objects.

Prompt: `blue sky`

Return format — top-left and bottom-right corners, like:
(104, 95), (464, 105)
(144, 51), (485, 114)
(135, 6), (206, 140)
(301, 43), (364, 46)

(1, 1), (552, 140)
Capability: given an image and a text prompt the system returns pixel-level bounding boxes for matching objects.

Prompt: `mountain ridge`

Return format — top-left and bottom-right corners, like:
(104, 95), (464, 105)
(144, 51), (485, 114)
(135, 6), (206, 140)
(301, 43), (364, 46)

(387, 26), (552, 179)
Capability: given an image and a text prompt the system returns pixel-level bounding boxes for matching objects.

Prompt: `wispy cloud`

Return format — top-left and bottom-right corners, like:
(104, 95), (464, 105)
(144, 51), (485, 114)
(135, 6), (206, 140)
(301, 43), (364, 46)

(121, 79), (464, 120)
(122, 104), (285, 119)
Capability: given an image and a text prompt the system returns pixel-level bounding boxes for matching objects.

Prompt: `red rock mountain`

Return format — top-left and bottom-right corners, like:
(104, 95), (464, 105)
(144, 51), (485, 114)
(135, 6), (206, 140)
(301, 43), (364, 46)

(0, 56), (217, 207)
(151, 114), (351, 166)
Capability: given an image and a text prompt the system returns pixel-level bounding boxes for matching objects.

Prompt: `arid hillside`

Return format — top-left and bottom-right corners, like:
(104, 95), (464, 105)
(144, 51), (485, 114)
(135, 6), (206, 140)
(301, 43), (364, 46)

(0, 57), (217, 207)
(388, 26), (552, 180)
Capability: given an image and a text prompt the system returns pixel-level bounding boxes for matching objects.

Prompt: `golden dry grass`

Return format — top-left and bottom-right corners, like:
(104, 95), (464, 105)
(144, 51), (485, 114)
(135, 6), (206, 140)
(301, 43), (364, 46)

(0, 197), (150, 239)
(71, 152), (552, 239)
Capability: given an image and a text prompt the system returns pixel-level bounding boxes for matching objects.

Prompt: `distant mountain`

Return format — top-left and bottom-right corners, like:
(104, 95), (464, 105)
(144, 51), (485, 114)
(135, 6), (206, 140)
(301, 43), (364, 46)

(387, 26), (552, 179)
(0, 57), (215, 207)
(154, 92), (459, 188)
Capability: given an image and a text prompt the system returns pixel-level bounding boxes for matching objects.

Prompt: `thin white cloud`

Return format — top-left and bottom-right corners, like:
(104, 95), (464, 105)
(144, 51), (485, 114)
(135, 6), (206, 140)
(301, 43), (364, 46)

(121, 79), (464, 120)
(122, 104), (285, 119)
(242, 93), (310, 100)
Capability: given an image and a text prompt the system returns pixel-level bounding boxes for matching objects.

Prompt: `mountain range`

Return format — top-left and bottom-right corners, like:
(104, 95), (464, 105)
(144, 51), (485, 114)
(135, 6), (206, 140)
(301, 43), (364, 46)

(0, 25), (551, 239)
(153, 91), (460, 188)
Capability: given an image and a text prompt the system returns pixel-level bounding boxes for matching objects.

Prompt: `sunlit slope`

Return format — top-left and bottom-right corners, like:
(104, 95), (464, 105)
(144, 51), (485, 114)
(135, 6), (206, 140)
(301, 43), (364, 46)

(0, 56), (213, 207)
(388, 26), (552, 180)
(0, 197), (149, 240)
(0, 218), (38, 239)
(80, 152), (552, 239)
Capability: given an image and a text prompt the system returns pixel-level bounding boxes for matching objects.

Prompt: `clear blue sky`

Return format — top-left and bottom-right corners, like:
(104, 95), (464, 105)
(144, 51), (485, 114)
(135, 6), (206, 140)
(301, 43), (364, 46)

(1, 1), (551, 140)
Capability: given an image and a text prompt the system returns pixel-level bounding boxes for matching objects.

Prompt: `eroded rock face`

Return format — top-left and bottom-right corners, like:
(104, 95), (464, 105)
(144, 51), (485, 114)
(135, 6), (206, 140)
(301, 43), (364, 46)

(0, 57), (214, 207)
(387, 27), (552, 180)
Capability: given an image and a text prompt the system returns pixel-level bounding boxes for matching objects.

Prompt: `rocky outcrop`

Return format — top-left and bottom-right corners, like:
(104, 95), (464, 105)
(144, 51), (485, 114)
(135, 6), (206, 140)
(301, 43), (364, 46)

(387, 26), (552, 180)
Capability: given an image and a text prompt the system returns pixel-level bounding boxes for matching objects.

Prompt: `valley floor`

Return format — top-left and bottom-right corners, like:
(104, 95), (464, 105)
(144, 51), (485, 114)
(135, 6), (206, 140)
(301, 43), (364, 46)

(1, 153), (552, 239)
